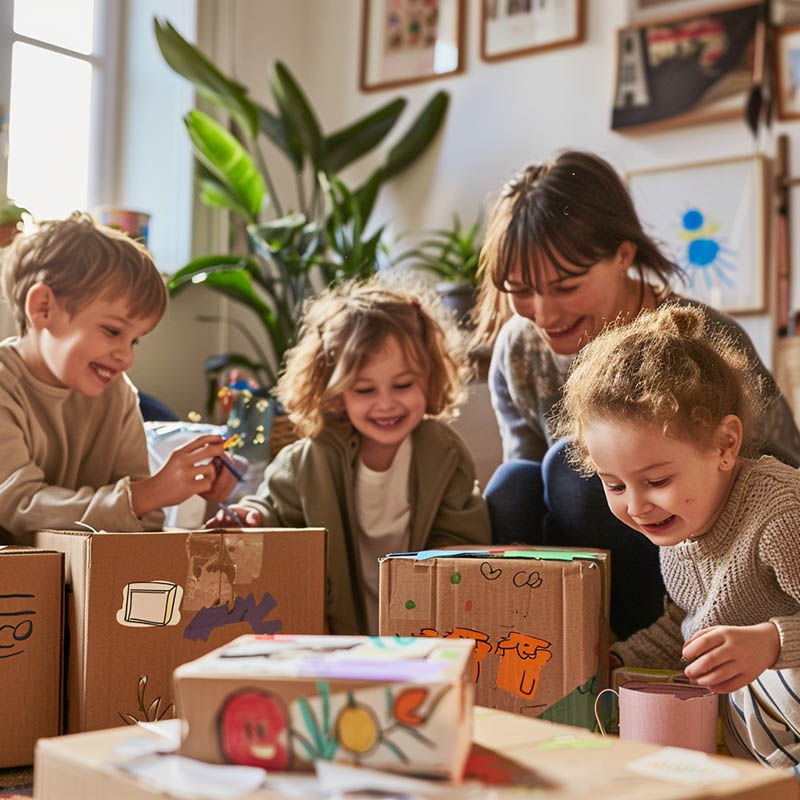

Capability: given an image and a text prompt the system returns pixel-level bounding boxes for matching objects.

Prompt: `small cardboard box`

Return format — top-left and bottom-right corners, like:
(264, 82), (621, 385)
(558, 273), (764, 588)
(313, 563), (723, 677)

(379, 546), (610, 729)
(173, 633), (475, 780)
(34, 528), (326, 734)
(33, 708), (799, 799)
(0, 546), (63, 767)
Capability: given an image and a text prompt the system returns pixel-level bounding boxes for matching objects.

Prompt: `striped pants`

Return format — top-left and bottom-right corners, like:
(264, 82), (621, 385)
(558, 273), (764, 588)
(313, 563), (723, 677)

(724, 668), (800, 777)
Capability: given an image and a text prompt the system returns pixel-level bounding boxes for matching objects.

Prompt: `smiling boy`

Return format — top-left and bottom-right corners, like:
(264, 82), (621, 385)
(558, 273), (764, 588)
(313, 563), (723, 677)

(0, 211), (235, 543)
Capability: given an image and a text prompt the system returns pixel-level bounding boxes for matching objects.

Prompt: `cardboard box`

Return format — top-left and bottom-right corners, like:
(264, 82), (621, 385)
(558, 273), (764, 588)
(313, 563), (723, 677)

(34, 528), (326, 734)
(173, 633), (475, 780)
(33, 707), (798, 799)
(0, 546), (63, 767)
(379, 546), (610, 729)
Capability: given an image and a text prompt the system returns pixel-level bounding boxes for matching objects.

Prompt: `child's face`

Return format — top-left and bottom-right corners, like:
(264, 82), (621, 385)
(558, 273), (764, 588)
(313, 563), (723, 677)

(503, 243), (636, 356)
(583, 418), (737, 546)
(32, 294), (158, 396)
(342, 335), (426, 471)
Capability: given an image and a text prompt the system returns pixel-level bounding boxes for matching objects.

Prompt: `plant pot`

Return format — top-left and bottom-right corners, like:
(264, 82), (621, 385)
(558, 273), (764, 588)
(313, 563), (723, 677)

(0, 222), (20, 248)
(435, 281), (475, 326)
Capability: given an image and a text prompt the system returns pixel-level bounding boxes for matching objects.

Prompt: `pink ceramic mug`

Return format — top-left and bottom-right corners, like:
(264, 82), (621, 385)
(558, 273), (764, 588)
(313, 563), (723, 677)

(595, 681), (719, 753)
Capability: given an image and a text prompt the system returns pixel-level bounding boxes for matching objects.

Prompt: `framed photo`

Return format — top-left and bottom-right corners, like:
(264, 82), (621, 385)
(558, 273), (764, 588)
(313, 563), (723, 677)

(626, 0), (734, 24)
(612, 1), (761, 133)
(627, 155), (766, 314)
(775, 24), (800, 119)
(480, 0), (584, 62)
(359, 0), (464, 92)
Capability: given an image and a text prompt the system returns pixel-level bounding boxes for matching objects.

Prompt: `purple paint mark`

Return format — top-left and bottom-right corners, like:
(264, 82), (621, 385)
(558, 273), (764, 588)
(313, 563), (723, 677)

(184, 592), (282, 642)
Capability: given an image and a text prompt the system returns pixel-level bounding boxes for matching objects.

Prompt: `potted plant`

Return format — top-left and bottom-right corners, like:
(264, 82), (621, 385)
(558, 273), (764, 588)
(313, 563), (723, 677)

(397, 212), (482, 325)
(0, 198), (27, 247)
(154, 18), (451, 410)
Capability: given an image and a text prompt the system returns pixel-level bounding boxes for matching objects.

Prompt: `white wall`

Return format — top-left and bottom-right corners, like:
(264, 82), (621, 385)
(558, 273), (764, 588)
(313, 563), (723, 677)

(124, 0), (800, 413)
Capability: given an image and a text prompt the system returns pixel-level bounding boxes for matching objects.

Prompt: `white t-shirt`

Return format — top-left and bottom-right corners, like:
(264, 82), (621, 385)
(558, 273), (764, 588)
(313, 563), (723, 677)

(355, 435), (412, 635)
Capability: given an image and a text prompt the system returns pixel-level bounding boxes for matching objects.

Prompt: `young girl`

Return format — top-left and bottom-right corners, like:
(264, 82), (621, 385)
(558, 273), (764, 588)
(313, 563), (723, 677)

(213, 279), (491, 635)
(472, 149), (800, 640)
(555, 303), (800, 769)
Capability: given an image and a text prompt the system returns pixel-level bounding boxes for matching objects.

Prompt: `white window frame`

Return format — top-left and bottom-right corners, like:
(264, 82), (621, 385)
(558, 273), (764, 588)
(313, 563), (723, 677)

(0, 0), (122, 212)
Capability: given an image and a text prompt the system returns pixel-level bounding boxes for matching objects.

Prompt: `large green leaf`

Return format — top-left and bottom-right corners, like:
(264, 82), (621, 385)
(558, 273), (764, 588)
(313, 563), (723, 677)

(197, 175), (253, 219)
(168, 254), (261, 288)
(257, 104), (303, 171)
(322, 98), (406, 173)
(185, 110), (266, 222)
(269, 61), (323, 163)
(383, 91), (449, 180)
(154, 18), (258, 137)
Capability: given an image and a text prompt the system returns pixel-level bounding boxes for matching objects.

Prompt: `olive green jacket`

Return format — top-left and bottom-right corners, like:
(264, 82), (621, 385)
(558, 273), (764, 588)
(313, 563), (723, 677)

(240, 419), (491, 635)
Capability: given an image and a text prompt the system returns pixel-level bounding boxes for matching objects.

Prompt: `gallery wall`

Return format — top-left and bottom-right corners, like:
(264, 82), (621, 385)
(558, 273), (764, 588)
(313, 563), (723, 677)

(125, 0), (796, 416)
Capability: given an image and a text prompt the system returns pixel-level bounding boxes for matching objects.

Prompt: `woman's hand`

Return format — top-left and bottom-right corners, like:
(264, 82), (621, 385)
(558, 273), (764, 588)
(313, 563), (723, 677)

(681, 622), (780, 693)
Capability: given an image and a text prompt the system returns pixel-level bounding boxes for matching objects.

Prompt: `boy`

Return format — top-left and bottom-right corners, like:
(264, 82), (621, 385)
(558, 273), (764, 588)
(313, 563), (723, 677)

(0, 211), (235, 543)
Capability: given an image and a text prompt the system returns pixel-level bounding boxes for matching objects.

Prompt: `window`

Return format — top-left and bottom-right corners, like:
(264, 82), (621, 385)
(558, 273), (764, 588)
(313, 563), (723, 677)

(0, 0), (117, 220)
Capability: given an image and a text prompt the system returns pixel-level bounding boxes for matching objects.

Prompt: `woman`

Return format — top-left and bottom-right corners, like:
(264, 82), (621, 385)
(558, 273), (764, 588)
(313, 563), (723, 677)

(472, 150), (800, 639)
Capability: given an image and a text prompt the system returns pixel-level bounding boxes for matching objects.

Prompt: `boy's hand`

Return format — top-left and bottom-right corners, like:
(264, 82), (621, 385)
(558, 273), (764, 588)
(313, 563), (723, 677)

(131, 435), (229, 516)
(205, 505), (263, 528)
(681, 622), (780, 693)
(198, 455), (240, 503)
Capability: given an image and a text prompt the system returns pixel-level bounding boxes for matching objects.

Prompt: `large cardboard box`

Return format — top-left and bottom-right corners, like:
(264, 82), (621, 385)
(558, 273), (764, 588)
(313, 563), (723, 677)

(173, 633), (475, 779)
(379, 546), (610, 729)
(34, 528), (326, 734)
(0, 546), (63, 767)
(33, 707), (798, 799)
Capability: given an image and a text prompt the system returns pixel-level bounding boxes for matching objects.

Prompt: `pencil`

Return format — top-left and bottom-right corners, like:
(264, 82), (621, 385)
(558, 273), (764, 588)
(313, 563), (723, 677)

(218, 502), (245, 527)
(215, 455), (244, 483)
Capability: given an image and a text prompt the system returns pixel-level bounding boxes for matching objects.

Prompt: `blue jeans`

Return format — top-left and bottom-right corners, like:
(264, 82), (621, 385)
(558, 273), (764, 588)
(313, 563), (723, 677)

(484, 440), (665, 640)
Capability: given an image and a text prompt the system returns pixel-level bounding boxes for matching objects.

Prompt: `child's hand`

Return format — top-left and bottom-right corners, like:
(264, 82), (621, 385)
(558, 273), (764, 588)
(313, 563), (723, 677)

(198, 455), (240, 503)
(131, 435), (228, 516)
(205, 505), (263, 528)
(681, 622), (780, 693)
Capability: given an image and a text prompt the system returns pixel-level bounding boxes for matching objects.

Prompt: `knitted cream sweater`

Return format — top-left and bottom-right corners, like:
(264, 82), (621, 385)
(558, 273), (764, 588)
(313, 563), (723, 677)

(611, 456), (800, 671)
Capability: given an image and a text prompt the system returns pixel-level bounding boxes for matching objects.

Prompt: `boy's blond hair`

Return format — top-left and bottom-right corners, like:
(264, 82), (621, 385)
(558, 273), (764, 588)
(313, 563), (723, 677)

(277, 278), (471, 438)
(552, 304), (765, 476)
(1, 211), (167, 334)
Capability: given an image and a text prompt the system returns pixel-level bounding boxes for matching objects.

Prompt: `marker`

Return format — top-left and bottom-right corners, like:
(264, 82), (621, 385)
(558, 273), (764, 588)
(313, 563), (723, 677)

(218, 502), (245, 527)
(214, 455), (244, 483)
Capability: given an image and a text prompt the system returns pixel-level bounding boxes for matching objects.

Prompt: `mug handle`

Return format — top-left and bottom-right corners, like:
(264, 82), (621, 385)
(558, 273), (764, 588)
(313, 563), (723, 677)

(594, 688), (619, 737)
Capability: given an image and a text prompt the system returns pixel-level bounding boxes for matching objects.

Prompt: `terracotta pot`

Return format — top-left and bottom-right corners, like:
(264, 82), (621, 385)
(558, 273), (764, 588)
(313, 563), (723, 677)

(0, 222), (20, 247)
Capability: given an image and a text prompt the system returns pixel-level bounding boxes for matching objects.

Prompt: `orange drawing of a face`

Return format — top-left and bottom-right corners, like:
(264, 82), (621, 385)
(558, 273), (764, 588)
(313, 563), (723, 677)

(219, 689), (291, 769)
(495, 632), (552, 699)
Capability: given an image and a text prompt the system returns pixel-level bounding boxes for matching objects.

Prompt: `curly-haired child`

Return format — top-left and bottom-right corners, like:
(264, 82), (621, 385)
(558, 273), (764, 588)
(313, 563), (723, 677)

(211, 278), (492, 635)
(555, 303), (800, 769)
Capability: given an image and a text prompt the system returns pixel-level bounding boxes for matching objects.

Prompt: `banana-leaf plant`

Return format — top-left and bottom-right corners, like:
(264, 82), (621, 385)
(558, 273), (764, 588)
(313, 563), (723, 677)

(154, 18), (450, 409)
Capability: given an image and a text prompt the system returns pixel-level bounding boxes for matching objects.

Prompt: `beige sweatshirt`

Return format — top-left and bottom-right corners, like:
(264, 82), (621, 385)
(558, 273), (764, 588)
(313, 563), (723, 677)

(612, 456), (800, 671)
(0, 338), (163, 543)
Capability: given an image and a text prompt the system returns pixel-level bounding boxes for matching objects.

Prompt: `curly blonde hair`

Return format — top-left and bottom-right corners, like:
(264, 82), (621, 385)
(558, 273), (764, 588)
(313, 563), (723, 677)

(1, 211), (166, 334)
(276, 278), (470, 438)
(551, 304), (765, 476)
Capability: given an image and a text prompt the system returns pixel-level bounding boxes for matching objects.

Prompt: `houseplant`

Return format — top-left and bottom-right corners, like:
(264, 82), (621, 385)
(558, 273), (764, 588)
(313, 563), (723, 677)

(398, 212), (482, 325)
(154, 18), (451, 409)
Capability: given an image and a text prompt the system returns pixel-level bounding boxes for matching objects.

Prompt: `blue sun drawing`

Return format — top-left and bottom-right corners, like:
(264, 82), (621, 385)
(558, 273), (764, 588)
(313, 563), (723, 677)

(675, 208), (738, 293)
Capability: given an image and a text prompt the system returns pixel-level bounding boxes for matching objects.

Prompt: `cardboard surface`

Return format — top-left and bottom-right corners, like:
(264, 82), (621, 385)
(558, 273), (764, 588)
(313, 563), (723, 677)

(173, 633), (475, 779)
(0, 546), (63, 767)
(34, 528), (326, 734)
(379, 546), (610, 728)
(33, 707), (799, 799)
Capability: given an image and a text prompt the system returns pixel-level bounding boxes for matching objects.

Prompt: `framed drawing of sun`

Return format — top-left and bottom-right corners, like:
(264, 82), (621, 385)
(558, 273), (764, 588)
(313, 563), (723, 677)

(627, 154), (766, 315)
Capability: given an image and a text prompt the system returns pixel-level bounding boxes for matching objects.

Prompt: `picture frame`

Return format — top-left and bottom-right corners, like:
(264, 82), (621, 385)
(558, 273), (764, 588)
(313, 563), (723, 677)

(627, 155), (767, 315)
(775, 24), (800, 120)
(359, 0), (464, 92)
(480, 0), (584, 62)
(612, 1), (761, 133)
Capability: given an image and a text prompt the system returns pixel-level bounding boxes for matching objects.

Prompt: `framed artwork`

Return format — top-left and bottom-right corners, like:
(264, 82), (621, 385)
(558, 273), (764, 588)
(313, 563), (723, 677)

(359, 0), (464, 91)
(627, 155), (766, 314)
(775, 24), (800, 119)
(480, 0), (584, 62)
(612, 1), (762, 133)
(626, 0), (735, 24)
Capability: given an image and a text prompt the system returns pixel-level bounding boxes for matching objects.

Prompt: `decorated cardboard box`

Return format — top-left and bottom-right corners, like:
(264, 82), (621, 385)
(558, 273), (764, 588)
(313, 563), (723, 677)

(379, 546), (610, 729)
(0, 546), (63, 767)
(34, 528), (326, 734)
(33, 707), (798, 799)
(173, 633), (475, 779)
